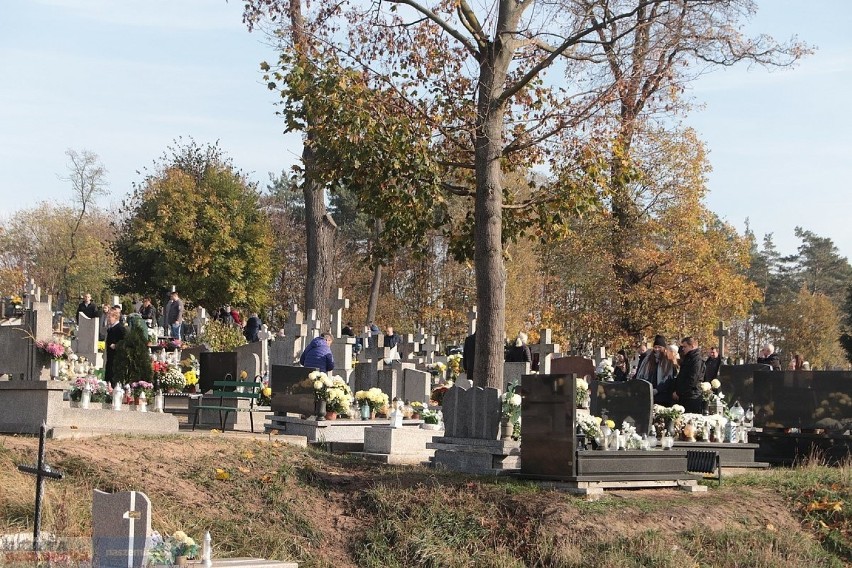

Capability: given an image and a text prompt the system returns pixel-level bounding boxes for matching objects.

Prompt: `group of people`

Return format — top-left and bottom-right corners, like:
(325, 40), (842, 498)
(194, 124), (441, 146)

(632, 334), (709, 413)
(215, 304), (263, 343)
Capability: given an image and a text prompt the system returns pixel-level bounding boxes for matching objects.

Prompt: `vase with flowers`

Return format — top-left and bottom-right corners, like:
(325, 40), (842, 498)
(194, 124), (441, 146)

(500, 382), (522, 440)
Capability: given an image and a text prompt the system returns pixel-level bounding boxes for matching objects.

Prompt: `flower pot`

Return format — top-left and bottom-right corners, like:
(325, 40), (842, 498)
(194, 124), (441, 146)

(175, 555), (188, 566)
(411, 413), (421, 420)
(324, 411), (338, 420)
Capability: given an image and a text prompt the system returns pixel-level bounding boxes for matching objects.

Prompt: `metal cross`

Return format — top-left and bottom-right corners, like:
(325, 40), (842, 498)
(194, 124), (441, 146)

(16, 422), (63, 551)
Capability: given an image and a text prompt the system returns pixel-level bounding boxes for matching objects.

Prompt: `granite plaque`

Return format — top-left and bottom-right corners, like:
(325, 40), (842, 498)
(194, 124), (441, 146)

(589, 379), (653, 435)
(199, 351), (239, 394)
(753, 370), (852, 431)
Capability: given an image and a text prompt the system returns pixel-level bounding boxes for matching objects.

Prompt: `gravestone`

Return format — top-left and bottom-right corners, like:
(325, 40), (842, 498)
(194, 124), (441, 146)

(428, 383), (517, 474)
(269, 365), (316, 417)
(329, 288), (349, 338)
(402, 368), (431, 403)
(193, 307), (208, 337)
(257, 324), (273, 374)
(280, 305), (308, 362)
(521, 373), (576, 478)
(716, 363), (770, 409)
(199, 351), (239, 394)
(353, 359), (381, 392)
(235, 342), (263, 380)
(75, 313), (99, 365)
(753, 370), (852, 431)
(419, 333), (440, 364)
(714, 321), (730, 359)
(502, 361), (530, 393)
(551, 356), (594, 380)
(529, 329), (561, 373)
(588, 379), (653, 435)
(305, 308), (323, 339)
(441, 385), (501, 439)
(467, 306), (477, 335)
(377, 362), (416, 400)
(91, 490), (152, 568)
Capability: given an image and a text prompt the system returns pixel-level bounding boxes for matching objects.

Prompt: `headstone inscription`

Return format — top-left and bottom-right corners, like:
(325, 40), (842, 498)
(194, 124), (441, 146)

(16, 423), (63, 552)
(520, 373), (576, 478)
(588, 379), (653, 435)
(91, 490), (152, 568)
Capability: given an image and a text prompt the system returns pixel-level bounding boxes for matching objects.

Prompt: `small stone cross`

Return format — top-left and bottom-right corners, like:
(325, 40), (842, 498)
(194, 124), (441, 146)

(329, 288), (349, 338)
(530, 328), (561, 374)
(714, 321), (730, 359)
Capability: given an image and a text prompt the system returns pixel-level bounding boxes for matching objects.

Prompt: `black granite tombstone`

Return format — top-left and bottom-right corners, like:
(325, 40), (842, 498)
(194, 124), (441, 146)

(199, 351), (238, 394)
(269, 365), (316, 417)
(753, 370), (852, 432)
(520, 373), (576, 478)
(716, 364), (770, 408)
(589, 379), (653, 435)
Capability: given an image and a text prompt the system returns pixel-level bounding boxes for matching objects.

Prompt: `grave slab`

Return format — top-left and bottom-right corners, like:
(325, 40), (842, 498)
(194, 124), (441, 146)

(92, 490), (152, 568)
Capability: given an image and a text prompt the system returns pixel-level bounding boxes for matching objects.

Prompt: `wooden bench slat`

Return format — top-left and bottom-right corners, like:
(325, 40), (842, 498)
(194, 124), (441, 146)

(192, 380), (263, 433)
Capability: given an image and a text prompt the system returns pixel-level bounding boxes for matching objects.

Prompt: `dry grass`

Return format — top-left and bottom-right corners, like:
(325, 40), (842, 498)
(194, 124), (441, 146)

(0, 434), (849, 567)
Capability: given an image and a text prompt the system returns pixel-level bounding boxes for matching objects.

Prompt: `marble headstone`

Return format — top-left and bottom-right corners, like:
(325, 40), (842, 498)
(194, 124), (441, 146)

(551, 356), (594, 380)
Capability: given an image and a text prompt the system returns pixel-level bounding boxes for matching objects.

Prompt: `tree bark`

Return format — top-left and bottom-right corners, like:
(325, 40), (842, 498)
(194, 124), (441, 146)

(291, 0), (334, 322)
(366, 220), (383, 327)
(472, 35), (513, 390)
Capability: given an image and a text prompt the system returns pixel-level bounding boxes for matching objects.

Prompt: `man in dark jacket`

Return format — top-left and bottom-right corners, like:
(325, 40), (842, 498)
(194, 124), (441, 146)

(674, 336), (705, 413)
(104, 307), (127, 387)
(462, 332), (476, 382)
(300, 333), (335, 373)
(704, 346), (721, 380)
(76, 293), (98, 323)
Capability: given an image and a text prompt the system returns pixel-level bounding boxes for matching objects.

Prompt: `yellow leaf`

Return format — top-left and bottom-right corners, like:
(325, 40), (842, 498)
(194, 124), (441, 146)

(237, 466), (250, 474)
(215, 468), (230, 481)
(241, 451), (255, 460)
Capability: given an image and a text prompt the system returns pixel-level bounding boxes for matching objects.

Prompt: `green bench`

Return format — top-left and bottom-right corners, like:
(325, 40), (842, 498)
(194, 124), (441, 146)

(192, 375), (263, 433)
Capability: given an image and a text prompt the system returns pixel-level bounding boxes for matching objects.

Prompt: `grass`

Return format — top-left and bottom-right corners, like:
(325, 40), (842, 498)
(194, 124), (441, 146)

(1, 435), (850, 567)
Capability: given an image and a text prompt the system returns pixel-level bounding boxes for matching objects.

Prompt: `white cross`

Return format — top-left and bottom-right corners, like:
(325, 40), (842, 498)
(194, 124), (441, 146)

(122, 492), (141, 568)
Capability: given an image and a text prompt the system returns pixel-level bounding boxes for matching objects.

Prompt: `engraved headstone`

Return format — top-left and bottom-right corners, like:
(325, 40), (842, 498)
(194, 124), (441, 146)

(589, 379), (653, 435)
(92, 490), (152, 568)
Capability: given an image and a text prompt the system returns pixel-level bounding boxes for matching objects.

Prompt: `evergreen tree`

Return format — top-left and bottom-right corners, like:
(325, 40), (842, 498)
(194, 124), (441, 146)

(114, 315), (153, 387)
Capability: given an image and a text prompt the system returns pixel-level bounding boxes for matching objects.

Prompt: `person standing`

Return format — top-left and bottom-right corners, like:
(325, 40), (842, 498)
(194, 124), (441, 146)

(673, 336), (705, 413)
(138, 297), (156, 328)
(165, 291), (184, 340)
(704, 346), (721, 380)
(244, 312), (262, 343)
(104, 307), (127, 387)
(383, 326), (401, 349)
(463, 332), (476, 382)
(76, 293), (98, 323)
(300, 333), (335, 372)
(505, 331), (532, 363)
(635, 334), (676, 406)
(757, 343), (781, 370)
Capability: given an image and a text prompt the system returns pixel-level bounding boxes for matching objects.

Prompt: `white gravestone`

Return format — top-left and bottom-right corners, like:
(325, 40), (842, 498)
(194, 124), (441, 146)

(92, 490), (152, 568)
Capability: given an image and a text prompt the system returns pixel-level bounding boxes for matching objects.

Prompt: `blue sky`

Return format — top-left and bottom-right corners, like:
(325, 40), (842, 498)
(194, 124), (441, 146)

(1, 0), (850, 259)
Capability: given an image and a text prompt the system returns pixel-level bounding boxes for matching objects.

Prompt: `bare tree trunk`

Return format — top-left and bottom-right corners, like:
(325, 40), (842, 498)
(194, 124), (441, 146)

(473, 43), (511, 390)
(365, 219), (383, 327)
(290, 0), (334, 322)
